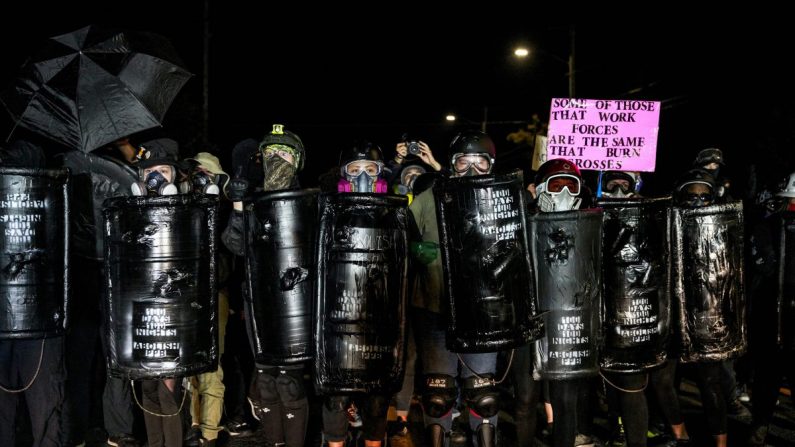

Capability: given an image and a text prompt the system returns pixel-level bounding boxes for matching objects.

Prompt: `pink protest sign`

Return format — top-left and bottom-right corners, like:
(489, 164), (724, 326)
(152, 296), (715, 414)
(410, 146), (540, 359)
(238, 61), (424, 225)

(546, 98), (661, 172)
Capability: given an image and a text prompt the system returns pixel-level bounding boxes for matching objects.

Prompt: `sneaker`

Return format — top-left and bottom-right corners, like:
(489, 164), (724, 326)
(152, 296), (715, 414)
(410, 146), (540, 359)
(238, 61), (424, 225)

(727, 398), (752, 418)
(347, 402), (363, 428)
(388, 421), (414, 447)
(184, 425), (203, 447)
(106, 434), (139, 447)
(225, 417), (255, 437)
(608, 423), (626, 446)
(575, 433), (602, 446)
(747, 424), (768, 447)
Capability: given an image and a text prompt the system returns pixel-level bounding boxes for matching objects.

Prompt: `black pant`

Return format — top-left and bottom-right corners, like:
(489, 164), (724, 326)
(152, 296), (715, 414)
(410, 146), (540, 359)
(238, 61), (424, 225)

(604, 372), (648, 447)
(63, 262), (106, 444)
(548, 380), (580, 447)
(511, 345), (540, 447)
(647, 359), (683, 426)
(142, 380), (183, 447)
(751, 345), (795, 426)
(0, 337), (66, 447)
(221, 311), (254, 422)
(100, 315), (134, 438)
(695, 362), (729, 435)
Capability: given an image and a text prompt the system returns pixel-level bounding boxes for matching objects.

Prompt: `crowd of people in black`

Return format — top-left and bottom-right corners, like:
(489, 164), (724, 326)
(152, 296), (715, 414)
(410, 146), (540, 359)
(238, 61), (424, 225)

(1, 121), (794, 447)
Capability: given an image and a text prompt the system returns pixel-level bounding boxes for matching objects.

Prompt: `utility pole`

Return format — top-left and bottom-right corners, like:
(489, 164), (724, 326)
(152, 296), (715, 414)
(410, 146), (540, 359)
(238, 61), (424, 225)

(568, 25), (576, 98)
(202, 0), (210, 145)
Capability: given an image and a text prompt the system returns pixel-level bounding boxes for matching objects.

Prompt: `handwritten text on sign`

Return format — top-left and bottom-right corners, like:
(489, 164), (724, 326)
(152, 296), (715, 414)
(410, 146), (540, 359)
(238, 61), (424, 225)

(546, 98), (660, 172)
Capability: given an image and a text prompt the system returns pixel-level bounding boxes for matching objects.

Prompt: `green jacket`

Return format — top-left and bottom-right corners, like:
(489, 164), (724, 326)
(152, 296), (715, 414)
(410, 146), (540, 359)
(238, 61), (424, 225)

(408, 187), (444, 313)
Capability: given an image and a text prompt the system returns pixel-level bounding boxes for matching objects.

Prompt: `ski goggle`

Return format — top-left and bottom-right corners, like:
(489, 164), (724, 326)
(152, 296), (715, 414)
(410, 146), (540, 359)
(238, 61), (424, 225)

(544, 174), (581, 195)
(343, 160), (382, 177)
(604, 179), (632, 194)
(684, 192), (714, 203)
(262, 144), (298, 165)
(451, 153), (492, 174)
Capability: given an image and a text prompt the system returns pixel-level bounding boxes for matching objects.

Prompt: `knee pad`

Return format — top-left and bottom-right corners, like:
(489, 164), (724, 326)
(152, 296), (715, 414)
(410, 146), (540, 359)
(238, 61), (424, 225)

(422, 374), (458, 419)
(275, 368), (306, 402)
(463, 375), (499, 419)
(252, 368), (280, 404)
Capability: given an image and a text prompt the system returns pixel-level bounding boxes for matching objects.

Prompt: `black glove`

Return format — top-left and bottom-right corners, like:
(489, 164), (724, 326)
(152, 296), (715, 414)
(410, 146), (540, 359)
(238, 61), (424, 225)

(227, 177), (249, 202)
(232, 138), (259, 174)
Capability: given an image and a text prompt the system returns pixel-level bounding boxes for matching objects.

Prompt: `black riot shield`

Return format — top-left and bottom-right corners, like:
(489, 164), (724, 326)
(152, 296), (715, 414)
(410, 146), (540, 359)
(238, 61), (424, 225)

(244, 189), (319, 365)
(780, 212), (795, 351)
(528, 209), (603, 380)
(315, 193), (408, 394)
(672, 202), (746, 363)
(0, 168), (70, 339)
(434, 171), (541, 352)
(60, 151), (137, 261)
(598, 197), (671, 373)
(103, 195), (219, 379)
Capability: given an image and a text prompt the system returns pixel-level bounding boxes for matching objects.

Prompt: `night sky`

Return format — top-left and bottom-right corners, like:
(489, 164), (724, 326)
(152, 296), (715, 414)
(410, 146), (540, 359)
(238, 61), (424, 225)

(1, 5), (794, 196)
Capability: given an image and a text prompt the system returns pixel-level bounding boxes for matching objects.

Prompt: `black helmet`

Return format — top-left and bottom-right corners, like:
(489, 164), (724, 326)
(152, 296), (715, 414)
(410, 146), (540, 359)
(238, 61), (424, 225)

(675, 169), (718, 207)
(259, 124), (306, 171)
(675, 168), (717, 192)
(338, 140), (384, 168)
(693, 147), (725, 167)
(600, 171), (642, 197)
(449, 130), (496, 159)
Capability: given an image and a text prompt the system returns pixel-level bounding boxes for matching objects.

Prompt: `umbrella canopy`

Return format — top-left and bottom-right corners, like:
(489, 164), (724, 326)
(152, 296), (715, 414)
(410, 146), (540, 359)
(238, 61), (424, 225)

(0, 25), (192, 152)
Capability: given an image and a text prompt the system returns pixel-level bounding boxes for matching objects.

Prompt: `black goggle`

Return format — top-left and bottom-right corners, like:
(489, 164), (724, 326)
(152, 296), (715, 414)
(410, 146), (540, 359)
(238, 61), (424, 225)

(685, 193), (713, 203)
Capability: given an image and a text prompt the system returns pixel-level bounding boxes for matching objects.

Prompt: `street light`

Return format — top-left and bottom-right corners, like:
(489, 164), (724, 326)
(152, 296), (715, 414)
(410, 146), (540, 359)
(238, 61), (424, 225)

(445, 109), (487, 132)
(513, 26), (576, 98)
(444, 110), (526, 133)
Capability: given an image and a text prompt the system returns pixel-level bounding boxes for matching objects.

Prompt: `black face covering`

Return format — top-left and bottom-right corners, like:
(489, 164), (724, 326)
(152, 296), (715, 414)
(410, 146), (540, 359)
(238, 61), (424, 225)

(704, 167), (720, 179)
(262, 156), (297, 192)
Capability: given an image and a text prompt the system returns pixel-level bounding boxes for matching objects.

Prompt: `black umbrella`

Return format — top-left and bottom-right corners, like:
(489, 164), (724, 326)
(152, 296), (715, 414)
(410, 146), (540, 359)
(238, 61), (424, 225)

(0, 25), (192, 152)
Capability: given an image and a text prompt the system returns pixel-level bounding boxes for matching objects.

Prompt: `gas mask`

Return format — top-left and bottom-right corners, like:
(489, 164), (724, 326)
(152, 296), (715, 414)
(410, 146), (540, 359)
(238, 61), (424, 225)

(132, 170), (178, 196)
(536, 174), (582, 212)
(338, 160), (387, 193)
(351, 171), (377, 192)
(262, 156), (297, 192)
(191, 172), (220, 195)
(398, 166), (426, 194)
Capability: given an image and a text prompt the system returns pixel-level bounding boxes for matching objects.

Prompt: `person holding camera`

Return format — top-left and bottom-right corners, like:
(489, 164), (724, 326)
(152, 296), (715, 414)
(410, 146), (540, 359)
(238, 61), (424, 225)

(391, 139), (444, 178)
